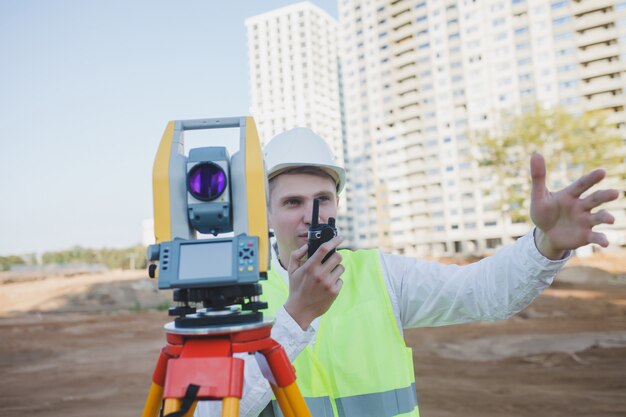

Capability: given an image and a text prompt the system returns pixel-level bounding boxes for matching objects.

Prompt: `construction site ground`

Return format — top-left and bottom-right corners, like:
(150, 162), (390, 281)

(1, 251), (625, 417)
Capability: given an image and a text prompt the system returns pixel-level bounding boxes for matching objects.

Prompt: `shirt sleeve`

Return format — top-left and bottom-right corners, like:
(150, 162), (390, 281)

(194, 306), (315, 417)
(380, 228), (570, 328)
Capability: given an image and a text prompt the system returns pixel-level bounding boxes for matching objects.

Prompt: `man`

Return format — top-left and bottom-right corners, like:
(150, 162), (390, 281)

(196, 127), (619, 417)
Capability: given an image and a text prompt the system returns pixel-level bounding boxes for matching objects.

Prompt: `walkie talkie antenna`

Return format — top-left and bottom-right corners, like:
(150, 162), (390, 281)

(311, 198), (320, 227)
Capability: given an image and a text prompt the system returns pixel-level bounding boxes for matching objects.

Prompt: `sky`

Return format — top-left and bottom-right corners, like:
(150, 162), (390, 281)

(0, 0), (338, 256)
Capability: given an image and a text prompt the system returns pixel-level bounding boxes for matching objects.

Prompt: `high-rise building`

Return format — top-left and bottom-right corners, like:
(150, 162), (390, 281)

(247, 0), (625, 254)
(338, 0), (626, 255)
(549, 0), (626, 248)
(245, 2), (344, 155)
(246, 2), (353, 243)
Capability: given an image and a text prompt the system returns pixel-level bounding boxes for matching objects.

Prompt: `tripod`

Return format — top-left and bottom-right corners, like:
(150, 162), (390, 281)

(142, 320), (311, 417)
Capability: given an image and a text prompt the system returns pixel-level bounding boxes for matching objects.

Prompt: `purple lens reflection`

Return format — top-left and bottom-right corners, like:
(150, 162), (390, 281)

(188, 163), (227, 201)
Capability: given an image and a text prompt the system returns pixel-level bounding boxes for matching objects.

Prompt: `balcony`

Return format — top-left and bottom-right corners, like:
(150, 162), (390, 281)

(390, 22), (415, 45)
(406, 160), (425, 175)
(398, 115), (422, 133)
(580, 76), (623, 96)
(571, 0), (615, 16)
(389, 0), (412, 20)
(578, 42), (620, 64)
(574, 10), (614, 32)
(407, 177), (429, 191)
(580, 53), (622, 77)
(405, 144), (424, 160)
(394, 64), (419, 85)
(396, 89), (420, 108)
(576, 26), (618, 48)
(583, 92), (626, 111)
(605, 110), (626, 126)
(394, 68), (418, 84)
(393, 50), (417, 69)
(397, 104), (421, 122)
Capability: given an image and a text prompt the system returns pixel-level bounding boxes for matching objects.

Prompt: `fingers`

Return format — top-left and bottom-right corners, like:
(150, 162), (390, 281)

(530, 153), (547, 202)
(321, 251), (343, 274)
(288, 244), (308, 275)
(329, 264), (345, 292)
(581, 189), (620, 211)
(303, 236), (345, 291)
(309, 235), (344, 265)
(588, 231), (609, 247)
(589, 209), (615, 227)
(565, 168), (606, 198)
(307, 250), (343, 279)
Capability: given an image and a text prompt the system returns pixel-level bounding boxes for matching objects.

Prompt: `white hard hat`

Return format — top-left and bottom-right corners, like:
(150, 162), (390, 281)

(264, 127), (346, 193)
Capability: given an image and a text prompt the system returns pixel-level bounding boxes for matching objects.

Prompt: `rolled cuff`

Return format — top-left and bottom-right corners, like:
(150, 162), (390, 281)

(271, 306), (316, 361)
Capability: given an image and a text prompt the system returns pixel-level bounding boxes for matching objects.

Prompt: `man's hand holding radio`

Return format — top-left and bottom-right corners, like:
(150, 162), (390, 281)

(284, 235), (345, 330)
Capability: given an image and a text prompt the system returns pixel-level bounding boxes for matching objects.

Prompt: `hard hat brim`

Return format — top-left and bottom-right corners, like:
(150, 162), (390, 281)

(268, 163), (346, 194)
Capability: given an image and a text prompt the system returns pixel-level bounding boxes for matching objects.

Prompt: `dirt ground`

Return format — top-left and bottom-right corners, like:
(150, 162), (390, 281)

(1, 253), (625, 417)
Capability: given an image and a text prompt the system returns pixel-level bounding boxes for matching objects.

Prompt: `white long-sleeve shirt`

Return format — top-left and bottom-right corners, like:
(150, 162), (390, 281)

(195, 229), (569, 417)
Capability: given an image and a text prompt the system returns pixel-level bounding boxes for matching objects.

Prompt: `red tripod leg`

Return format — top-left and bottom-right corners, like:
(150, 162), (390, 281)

(143, 347), (177, 417)
(262, 342), (311, 417)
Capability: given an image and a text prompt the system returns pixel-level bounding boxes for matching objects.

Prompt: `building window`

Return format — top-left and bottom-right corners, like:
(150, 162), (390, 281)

(554, 32), (573, 41)
(551, 1), (569, 9)
(553, 16), (571, 25)
(486, 238), (502, 248)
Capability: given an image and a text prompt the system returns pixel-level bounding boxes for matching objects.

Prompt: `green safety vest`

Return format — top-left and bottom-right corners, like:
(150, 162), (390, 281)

(260, 249), (419, 417)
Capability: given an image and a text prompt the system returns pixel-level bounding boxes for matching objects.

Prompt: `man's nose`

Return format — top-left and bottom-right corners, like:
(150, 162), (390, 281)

(303, 200), (322, 226)
(303, 201), (313, 225)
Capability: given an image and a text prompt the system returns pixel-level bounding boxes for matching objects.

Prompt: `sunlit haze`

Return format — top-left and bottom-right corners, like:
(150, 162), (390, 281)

(0, 0), (337, 255)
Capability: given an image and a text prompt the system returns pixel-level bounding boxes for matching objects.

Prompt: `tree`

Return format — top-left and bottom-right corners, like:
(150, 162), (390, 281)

(475, 105), (625, 224)
(0, 255), (26, 271)
(41, 244), (148, 269)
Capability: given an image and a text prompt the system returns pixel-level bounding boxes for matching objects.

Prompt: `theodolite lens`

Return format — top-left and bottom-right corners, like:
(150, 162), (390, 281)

(187, 162), (227, 201)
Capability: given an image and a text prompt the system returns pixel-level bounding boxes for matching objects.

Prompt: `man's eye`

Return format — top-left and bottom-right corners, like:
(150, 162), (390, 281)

(318, 196), (330, 202)
(285, 199), (300, 206)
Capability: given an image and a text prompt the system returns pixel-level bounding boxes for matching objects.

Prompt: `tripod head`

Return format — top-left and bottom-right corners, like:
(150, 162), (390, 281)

(147, 117), (270, 328)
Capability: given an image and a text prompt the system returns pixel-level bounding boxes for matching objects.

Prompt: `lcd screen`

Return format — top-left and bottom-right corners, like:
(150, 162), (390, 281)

(178, 241), (233, 280)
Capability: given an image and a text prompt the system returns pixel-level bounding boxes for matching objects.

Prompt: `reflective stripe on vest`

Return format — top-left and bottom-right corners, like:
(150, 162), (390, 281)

(336, 382), (417, 417)
(260, 249), (420, 417)
(268, 383), (418, 417)
(270, 396), (334, 417)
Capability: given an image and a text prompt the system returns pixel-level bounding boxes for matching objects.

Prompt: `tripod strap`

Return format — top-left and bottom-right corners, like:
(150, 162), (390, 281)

(164, 384), (200, 417)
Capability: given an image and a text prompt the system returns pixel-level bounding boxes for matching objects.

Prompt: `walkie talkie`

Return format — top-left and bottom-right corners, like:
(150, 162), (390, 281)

(308, 198), (338, 263)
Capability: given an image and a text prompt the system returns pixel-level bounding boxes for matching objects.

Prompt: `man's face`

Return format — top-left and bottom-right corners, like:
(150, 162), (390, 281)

(268, 173), (339, 263)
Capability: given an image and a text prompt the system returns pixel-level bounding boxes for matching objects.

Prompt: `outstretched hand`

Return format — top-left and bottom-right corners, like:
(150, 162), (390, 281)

(530, 153), (620, 259)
